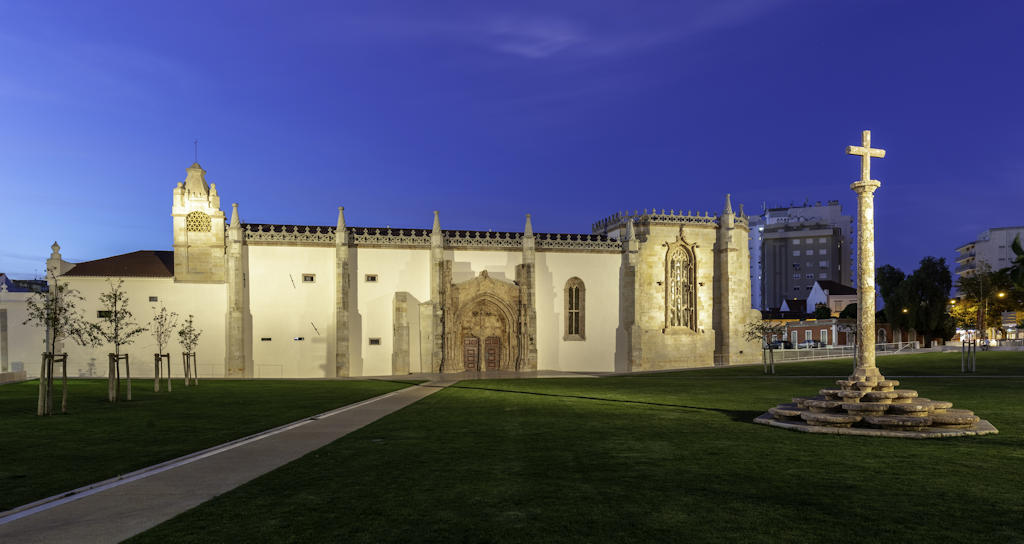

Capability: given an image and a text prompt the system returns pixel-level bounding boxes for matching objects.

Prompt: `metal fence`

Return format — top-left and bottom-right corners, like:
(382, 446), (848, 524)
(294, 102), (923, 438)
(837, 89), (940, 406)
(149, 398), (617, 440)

(769, 342), (919, 363)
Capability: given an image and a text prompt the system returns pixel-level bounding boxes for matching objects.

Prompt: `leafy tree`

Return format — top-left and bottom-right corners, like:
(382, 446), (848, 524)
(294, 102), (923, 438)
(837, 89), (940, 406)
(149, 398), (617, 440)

(955, 263), (1021, 338)
(813, 303), (832, 319)
(1009, 234), (1024, 289)
(744, 319), (787, 374)
(839, 303), (857, 319)
(876, 257), (953, 347)
(22, 274), (97, 415)
(94, 279), (148, 402)
(908, 257), (953, 346)
(876, 264), (910, 330)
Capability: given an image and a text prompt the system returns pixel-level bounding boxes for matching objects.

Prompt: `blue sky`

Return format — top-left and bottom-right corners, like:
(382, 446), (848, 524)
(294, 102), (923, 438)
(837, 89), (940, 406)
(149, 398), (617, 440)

(1, 0), (1022, 279)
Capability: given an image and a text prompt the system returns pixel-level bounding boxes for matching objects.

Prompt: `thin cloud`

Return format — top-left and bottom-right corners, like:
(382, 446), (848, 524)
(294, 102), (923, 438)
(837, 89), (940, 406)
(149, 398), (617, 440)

(320, 0), (792, 61)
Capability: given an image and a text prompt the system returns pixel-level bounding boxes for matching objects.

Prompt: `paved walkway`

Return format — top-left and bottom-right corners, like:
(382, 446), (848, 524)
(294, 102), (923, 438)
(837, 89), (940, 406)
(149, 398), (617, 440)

(0, 381), (446, 543)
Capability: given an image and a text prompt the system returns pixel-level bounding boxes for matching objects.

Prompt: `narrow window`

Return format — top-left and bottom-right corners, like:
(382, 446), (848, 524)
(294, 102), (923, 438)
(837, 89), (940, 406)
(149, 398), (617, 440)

(369, 337), (381, 346)
(302, 274), (315, 283)
(564, 277), (585, 340)
(149, 296), (158, 302)
(97, 310), (112, 318)
(821, 330), (828, 344)
(294, 337), (305, 341)
(260, 337), (272, 342)
(365, 274), (378, 283)
(665, 244), (696, 331)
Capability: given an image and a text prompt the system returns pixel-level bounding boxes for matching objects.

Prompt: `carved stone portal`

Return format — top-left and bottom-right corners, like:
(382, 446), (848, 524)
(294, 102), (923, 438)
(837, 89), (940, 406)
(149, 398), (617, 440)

(446, 270), (521, 372)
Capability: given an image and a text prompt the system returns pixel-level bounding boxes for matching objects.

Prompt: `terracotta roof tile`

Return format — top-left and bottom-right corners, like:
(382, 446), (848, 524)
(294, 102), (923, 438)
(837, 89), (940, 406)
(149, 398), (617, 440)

(63, 251), (174, 278)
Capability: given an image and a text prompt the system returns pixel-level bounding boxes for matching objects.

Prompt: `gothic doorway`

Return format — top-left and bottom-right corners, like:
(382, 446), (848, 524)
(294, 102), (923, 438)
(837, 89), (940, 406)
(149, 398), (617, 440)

(464, 336), (480, 371)
(484, 337), (500, 370)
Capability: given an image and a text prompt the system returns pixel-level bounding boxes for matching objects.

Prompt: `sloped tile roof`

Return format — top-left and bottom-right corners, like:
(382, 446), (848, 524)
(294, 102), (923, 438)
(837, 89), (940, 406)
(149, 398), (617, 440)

(817, 280), (856, 295)
(63, 251), (174, 278)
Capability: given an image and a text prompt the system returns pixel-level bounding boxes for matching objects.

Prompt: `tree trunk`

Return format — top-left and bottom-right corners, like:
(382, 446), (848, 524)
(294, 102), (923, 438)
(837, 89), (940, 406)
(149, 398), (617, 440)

(45, 355), (54, 415)
(38, 353), (47, 416)
(125, 354), (132, 401)
(61, 356), (68, 414)
(108, 354), (116, 403)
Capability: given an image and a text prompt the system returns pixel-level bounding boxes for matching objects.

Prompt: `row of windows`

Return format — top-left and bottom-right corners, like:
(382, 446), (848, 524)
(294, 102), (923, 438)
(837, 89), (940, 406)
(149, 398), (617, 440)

(792, 273), (829, 280)
(791, 237), (829, 245)
(792, 249), (828, 256)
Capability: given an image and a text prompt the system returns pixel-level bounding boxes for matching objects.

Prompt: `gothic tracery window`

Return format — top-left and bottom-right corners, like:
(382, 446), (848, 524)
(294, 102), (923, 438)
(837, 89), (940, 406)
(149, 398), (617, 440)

(666, 245), (696, 331)
(564, 277), (585, 340)
(186, 211), (211, 232)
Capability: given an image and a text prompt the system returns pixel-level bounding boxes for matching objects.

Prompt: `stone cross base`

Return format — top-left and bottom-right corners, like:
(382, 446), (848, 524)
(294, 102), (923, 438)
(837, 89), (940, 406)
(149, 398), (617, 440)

(754, 377), (998, 439)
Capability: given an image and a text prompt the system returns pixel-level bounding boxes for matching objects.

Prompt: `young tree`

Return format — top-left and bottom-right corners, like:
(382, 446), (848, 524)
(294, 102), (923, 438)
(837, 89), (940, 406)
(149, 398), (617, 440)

(744, 319), (787, 374)
(94, 279), (148, 402)
(22, 274), (97, 415)
(813, 303), (832, 319)
(178, 314), (202, 385)
(150, 305), (179, 392)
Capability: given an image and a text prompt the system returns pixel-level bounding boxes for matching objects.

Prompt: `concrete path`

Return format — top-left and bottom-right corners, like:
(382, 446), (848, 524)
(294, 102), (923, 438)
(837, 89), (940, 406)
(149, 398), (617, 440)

(0, 381), (446, 543)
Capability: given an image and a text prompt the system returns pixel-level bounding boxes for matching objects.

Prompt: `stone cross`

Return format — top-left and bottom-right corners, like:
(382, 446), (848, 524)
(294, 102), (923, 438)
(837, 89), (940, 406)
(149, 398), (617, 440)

(846, 130), (886, 383)
(846, 130), (886, 183)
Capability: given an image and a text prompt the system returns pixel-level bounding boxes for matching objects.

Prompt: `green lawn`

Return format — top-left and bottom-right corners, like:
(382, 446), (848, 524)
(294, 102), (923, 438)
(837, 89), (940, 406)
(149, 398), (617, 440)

(0, 378), (414, 511)
(131, 352), (1024, 543)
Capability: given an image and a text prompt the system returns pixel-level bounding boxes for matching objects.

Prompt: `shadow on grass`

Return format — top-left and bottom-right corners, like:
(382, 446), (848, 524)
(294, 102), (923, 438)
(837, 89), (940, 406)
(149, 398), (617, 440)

(449, 384), (763, 423)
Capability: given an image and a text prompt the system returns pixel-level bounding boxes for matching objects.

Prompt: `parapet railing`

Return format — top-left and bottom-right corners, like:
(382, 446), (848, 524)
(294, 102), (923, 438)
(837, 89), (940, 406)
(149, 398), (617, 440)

(241, 224), (621, 252)
(769, 342), (920, 363)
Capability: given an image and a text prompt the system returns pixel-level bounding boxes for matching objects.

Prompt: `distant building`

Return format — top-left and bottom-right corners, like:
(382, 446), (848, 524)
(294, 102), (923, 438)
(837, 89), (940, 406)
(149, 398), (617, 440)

(954, 226), (1024, 280)
(806, 280), (857, 316)
(0, 273), (47, 379)
(751, 200), (853, 310)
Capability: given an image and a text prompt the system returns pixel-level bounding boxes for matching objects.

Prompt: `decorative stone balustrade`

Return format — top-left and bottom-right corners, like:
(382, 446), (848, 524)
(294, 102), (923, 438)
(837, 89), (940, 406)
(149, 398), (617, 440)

(242, 223), (621, 252)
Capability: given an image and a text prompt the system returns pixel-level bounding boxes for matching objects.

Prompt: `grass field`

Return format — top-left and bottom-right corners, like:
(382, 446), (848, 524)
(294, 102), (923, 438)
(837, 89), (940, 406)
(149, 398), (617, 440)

(129, 352), (1024, 543)
(0, 378), (414, 511)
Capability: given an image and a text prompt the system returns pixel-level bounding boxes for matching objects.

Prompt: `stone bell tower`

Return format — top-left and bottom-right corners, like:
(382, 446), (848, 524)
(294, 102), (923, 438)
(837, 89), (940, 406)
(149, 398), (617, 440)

(172, 163), (226, 282)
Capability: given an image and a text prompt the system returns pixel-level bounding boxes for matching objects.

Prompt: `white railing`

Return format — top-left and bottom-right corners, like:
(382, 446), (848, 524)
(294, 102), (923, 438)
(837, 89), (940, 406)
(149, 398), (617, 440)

(769, 342), (920, 363)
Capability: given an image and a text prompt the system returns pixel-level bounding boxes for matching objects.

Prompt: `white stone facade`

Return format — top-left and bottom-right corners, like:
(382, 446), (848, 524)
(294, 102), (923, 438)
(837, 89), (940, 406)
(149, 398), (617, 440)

(20, 164), (761, 378)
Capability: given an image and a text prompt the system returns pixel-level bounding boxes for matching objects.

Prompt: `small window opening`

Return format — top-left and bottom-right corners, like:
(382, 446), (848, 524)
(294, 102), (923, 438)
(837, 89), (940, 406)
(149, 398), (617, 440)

(294, 337), (305, 341)
(148, 296), (158, 302)
(368, 337), (381, 346)
(302, 274), (315, 283)
(365, 274), (378, 283)
(260, 337), (272, 342)
(97, 310), (112, 318)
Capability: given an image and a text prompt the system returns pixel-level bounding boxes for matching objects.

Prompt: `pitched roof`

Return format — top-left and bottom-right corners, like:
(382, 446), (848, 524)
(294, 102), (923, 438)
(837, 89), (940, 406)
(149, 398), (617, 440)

(816, 280), (856, 296)
(780, 298), (807, 314)
(63, 251), (174, 278)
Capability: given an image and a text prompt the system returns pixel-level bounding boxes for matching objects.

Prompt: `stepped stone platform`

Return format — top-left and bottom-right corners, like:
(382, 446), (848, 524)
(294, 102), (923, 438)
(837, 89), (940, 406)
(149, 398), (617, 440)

(755, 377), (999, 439)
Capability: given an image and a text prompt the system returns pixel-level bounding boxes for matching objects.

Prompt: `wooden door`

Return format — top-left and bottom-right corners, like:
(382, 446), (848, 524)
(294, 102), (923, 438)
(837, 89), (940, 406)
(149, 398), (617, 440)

(463, 336), (479, 371)
(484, 336), (500, 370)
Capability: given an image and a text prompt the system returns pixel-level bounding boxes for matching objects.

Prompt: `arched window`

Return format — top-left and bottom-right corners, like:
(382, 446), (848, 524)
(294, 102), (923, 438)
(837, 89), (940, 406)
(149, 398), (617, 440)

(564, 277), (585, 341)
(666, 244), (696, 331)
(186, 211), (211, 232)
(877, 328), (887, 343)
